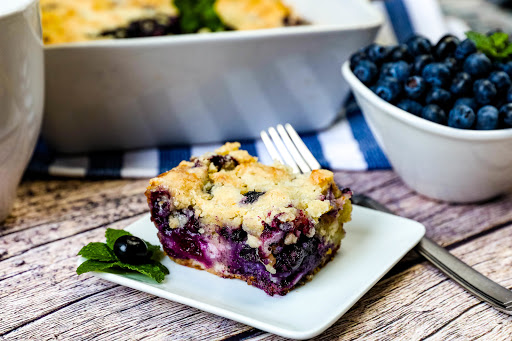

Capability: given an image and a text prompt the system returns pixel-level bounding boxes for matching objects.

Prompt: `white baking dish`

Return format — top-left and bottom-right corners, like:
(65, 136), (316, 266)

(42, 0), (382, 153)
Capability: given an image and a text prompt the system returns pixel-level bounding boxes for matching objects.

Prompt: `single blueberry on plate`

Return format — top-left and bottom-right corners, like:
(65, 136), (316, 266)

(374, 77), (401, 102)
(450, 72), (473, 96)
(422, 104), (447, 124)
(454, 38), (476, 61)
(476, 105), (499, 130)
(412, 54), (434, 75)
(489, 71), (511, 94)
(353, 60), (378, 85)
(434, 34), (460, 60)
(404, 75), (427, 100)
(397, 99), (423, 116)
(454, 97), (478, 111)
(422, 63), (451, 88)
(389, 44), (413, 62)
(367, 43), (390, 65)
(381, 61), (411, 82)
(426, 87), (452, 108)
(499, 103), (512, 128)
(114, 235), (150, 264)
(448, 105), (476, 129)
(349, 50), (368, 70)
(473, 79), (497, 105)
(464, 53), (492, 78)
(406, 35), (432, 56)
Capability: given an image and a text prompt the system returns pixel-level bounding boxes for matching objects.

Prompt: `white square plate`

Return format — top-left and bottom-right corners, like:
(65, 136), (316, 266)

(89, 205), (425, 339)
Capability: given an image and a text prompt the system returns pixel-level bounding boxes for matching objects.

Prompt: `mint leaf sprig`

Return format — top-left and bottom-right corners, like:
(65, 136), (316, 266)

(174, 0), (229, 34)
(466, 31), (512, 60)
(77, 229), (169, 283)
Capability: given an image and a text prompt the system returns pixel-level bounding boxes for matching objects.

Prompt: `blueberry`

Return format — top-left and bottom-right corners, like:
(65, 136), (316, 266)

(412, 55), (434, 75)
(422, 104), (447, 124)
(426, 87), (452, 108)
(454, 97), (478, 111)
(373, 77), (401, 102)
(434, 34), (460, 60)
(389, 44), (413, 62)
(499, 103), (512, 128)
(350, 50), (368, 70)
(366, 43), (390, 65)
(454, 38), (476, 61)
(353, 60), (378, 85)
(422, 63), (451, 88)
(444, 57), (460, 74)
(507, 87), (512, 103)
(381, 61), (411, 82)
(406, 35), (433, 56)
(494, 61), (512, 78)
(473, 79), (497, 105)
(404, 76), (427, 100)
(397, 99), (423, 116)
(114, 235), (150, 264)
(450, 72), (473, 97)
(242, 191), (265, 204)
(476, 105), (499, 130)
(448, 105), (476, 129)
(489, 71), (511, 94)
(464, 53), (492, 78)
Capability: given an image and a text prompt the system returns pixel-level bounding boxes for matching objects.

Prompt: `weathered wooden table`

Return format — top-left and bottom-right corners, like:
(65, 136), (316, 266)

(1, 171), (511, 340)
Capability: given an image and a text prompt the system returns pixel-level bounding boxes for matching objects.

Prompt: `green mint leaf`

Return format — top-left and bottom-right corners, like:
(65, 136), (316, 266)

(116, 261), (169, 283)
(105, 228), (132, 249)
(466, 30), (512, 60)
(77, 242), (117, 261)
(503, 44), (512, 56)
(466, 31), (490, 47)
(76, 259), (117, 275)
(490, 32), (509, 49)
(175, 0), (227, 34)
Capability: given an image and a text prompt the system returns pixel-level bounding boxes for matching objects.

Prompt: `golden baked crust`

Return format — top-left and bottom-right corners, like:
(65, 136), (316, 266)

(215, 0), (290, 30)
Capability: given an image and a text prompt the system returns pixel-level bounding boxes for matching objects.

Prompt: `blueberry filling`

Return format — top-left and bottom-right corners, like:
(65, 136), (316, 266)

(209, 154), (238, 170)
(100, 16), (181, 39)
(100, 14), (305, 40)
(148, 188), (341, 296)
(241, 191), (265, 204)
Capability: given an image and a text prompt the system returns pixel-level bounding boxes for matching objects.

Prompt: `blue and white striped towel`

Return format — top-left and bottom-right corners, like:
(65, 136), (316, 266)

(27, 0), (466, 179)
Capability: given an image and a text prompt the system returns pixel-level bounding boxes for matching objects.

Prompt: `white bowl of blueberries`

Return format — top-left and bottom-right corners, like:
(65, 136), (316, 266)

(342, 32), (512, 203)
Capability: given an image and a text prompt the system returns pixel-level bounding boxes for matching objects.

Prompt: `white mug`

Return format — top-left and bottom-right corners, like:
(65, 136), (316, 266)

(0, 0), (44, 221)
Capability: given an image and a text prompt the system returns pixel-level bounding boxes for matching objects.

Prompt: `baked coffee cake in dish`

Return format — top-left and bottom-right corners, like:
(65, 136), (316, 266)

(40, 0), (305, 44)
(145, 143), (352, 296)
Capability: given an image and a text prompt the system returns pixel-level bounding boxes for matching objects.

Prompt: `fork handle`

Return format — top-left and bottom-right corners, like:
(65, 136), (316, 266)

(352, 194), (512, 314)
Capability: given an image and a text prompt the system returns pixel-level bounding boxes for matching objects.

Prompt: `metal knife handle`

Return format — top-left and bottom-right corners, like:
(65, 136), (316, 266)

(351, 194), (512, 314)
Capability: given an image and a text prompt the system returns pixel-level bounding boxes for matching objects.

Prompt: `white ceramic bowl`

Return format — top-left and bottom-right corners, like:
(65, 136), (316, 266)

(42, 0), (382, 153)
(342, 62), (512, 203)
(0, 0), (44, 221)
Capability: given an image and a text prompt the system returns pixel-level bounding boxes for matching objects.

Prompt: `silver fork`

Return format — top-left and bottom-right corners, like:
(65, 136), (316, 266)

(261, 123), (512, 314)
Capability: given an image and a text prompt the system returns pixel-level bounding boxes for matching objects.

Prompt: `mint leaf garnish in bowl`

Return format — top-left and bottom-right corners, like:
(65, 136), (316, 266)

(77, 228), (169, 283)
(466, 31), (512, 60)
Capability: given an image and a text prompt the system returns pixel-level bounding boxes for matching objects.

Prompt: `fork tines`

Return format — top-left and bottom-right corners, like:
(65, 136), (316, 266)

(260, 124), (321, 174)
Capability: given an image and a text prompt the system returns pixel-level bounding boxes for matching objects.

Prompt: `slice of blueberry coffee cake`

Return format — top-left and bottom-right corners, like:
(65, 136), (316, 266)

(145, 143), (352, 296)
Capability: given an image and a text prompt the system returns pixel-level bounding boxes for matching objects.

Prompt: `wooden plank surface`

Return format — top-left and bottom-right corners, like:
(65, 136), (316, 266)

(1, 172), (511, 340)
